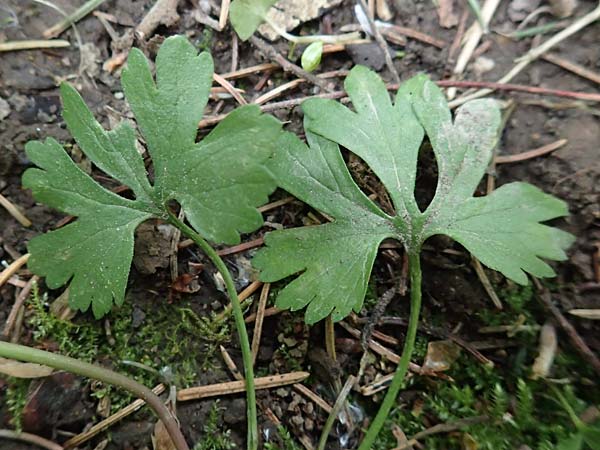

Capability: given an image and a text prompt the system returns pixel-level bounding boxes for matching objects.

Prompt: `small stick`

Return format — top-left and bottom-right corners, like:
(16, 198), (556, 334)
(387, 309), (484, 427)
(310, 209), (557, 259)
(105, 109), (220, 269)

(219, 0), (231, 30)
(0, 193), (32, 227)
(245, 306), (282, 323)
(382, 24), (445, 48)
(214, 280), (263, 323)
(177, 371), (310, 401)
(448, 9), (469, 62)
(0, 40), (70, 52)
(179, 236), (263, 253)
(358, 0), (400, 84)
(0, 254), (30, 289)
(251, 283), (270, 365)
(541, 53), (600, 86)
(254, 69), (349, 105)
(249, 35), (333, 93)
(221, 63), (279, 80)
(169, 210), (184, 282)
(213, 73), (247, 105)
(450, 3), (600, 107)
(317, 375), (356, 450)
(63, 384), (166, 448)
(3, 276), (38, 338)
(0, 430), (62, 450)
(258, 196), (295, 212)
(44, 0), (108, 38)
(447, 0), (501, 99)
(292, 383), (333, 413)
(495, 138), (567, 164)
(471, 257), (502, 309)
(438, 80), (600, 102)
(325, 315), (337, 362)
(338, 321), (424, 373)
(534, 280), (600, 376)
(220, 345), (244, 380)
(568, 309), (600, 320)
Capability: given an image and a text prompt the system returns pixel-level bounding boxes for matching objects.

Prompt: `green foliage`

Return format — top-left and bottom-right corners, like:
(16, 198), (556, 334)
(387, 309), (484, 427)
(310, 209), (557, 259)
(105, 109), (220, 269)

(229, 0), (277, 40)
(27, 282), (228, 412)
(193, 401), (236, 450)
(23, 35), (281, 318)
(301, 41), (323, 72)
(254, 66), (574, 324)
(4, 377), (29, 432)
(264, 425), (303, 450)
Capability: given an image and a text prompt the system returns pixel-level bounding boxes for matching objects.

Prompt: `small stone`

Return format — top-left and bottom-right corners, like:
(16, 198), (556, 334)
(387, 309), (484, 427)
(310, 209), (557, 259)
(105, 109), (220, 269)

(304, 418), (314, 431)
(114, 91), (124, 100)
(0, 97), (11, 120)
(290, 415), (304, 427)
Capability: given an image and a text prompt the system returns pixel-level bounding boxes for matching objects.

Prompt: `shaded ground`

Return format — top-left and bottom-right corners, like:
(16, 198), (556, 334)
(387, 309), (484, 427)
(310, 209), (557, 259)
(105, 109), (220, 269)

(1, 0), (599, 449)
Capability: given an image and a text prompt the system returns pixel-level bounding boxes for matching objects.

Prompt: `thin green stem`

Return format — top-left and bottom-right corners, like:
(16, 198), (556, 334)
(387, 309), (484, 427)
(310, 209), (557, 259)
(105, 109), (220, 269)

(357, 251), (422, 450)
(0, 341), (188, 450)
(167, 212), (258, 450)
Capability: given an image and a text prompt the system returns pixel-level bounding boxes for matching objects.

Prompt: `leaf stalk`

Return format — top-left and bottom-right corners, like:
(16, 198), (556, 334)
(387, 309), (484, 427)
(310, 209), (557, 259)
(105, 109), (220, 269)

(167, 211), (258, 450)
(357, 250), (422, 449)
(0, 341), (189, 450)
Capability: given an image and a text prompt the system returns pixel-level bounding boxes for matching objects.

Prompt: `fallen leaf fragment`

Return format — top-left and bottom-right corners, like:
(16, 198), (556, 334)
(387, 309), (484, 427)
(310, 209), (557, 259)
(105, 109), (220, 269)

(568, 309), (600, 320)
(0, 357), (54, 378)
(422, 340), (461, 372)
(531, 323), (557, 379)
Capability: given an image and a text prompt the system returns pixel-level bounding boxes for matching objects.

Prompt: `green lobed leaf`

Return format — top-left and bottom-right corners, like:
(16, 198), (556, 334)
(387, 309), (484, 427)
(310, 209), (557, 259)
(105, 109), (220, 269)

(229, 0), (278, 41)
(23, 35), (281, 317)
(254, 66), (574, 323)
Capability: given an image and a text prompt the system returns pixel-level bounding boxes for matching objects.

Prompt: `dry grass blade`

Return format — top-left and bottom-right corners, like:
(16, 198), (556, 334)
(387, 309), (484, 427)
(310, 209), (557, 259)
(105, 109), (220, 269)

(0, 254), (30, 289)
(177, 371), (310, 401)
(219, 0), (231, 30)
(495, 139), (567, 164)
(317, 375), (356, 450)
(251, 283), (270, 365)
(569, 309), (600, 320)
(292, 383), (333, 413)
(3, 276), (38, 339)
(0, 40), (70, 52)
(541, 53), (600, 86)
(43, 0), (107, 38)
(471, 257), (502, 309)
(0, 193), (32, 227)
(450, 3), (600, 107)
(63, 384), (166, 448)
(213, 72), (247, 105)
(221, 63), (279, 80)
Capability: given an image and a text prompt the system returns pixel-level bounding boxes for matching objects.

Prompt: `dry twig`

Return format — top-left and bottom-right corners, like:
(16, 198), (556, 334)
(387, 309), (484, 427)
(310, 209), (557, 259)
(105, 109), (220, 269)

(251, 283), (270, 365)
(0, 430), (62, 450)
(63, 384), (166, 448)
(249, 35), (333, 92)
(0, 254), (30, 289)
(3, 276), (38, 339)
(177, 371), (310, 401)
(0, 193), (32, 227)
(0, 40), (70, 52)
(495, 138), (567, 164)
(534, 280), (600, 376)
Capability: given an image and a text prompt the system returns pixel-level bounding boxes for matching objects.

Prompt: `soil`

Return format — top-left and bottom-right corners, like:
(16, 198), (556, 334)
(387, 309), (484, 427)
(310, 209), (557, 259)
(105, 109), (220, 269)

(1, 0), (599, 449)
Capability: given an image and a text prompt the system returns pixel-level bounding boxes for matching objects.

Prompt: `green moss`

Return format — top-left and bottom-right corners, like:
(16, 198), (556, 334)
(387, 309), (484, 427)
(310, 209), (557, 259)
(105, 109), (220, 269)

(24, 284), (231, 414)
(193, 401), (236, 450)
(4, 377), (30, 432)
(372, 282), (599, 450)
(264, 425), (303, 450)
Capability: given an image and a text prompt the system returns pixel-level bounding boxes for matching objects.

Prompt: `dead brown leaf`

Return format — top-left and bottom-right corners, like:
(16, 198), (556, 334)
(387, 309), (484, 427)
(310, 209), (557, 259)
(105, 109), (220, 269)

(0, 357), (54, 378)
